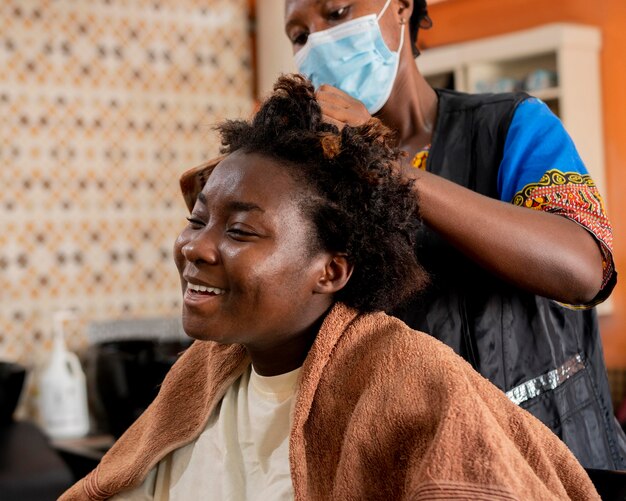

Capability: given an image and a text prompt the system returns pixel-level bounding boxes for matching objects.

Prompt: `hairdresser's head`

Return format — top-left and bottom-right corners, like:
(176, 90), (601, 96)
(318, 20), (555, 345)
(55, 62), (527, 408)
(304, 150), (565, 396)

(174, 74), (427, 352)
(284, 1), (432, 114)
(409, 0), (432, 56)
(284, 0), (431, 57)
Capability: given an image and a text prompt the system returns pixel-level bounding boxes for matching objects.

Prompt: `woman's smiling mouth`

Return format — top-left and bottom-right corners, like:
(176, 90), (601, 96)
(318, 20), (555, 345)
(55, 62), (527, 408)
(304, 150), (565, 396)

(184, 282), (227, 307)
(187, 282), (226, 295)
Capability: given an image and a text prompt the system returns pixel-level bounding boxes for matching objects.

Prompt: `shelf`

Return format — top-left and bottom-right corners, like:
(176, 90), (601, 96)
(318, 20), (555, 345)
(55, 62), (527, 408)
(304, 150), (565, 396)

(528, 86), (560, 101)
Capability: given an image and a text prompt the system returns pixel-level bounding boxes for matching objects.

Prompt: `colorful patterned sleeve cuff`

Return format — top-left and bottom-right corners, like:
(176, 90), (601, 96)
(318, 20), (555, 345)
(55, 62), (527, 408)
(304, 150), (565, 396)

(512, 169), (616, 306)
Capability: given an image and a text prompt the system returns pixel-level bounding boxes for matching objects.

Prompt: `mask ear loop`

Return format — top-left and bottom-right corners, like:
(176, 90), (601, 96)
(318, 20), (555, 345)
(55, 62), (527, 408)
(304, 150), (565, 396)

(368, 0), (406, 114)
(377, 0), (405, 54)
(376, 0), (393, 21)
(397, 16), (405, 53)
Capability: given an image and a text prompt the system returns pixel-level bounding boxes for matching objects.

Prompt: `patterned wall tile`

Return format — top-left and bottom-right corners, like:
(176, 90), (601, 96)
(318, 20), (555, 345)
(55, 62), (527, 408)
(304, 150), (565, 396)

(0, 0), (253, 372)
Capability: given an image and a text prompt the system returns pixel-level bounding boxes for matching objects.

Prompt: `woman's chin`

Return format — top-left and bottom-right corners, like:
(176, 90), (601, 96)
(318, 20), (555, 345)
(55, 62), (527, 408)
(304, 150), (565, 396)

(181, 314), (237, 345)
(182, 315), (217, 341)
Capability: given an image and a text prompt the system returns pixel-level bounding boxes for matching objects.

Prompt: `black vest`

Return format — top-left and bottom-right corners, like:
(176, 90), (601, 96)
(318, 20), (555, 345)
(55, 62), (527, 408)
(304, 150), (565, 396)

(394, 89), (626, 470)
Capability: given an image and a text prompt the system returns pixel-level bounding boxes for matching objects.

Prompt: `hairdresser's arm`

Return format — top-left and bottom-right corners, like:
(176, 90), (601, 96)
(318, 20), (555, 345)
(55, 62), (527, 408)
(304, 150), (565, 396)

(315, 85), (605, 304)
(409, 168), (604, 305)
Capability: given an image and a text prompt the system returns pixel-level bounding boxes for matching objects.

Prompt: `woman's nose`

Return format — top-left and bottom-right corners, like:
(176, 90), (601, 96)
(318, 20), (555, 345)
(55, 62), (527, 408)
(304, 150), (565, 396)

(179, 229), (220, 265)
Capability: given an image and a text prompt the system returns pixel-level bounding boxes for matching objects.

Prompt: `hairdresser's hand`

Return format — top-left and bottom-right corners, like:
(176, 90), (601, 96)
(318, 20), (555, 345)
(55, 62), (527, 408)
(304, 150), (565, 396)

(316, 84), (371, 130)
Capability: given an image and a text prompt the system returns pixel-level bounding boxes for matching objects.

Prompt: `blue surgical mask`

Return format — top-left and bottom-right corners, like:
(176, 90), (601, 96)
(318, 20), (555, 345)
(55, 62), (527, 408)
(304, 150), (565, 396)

(294, 0), (404, 114)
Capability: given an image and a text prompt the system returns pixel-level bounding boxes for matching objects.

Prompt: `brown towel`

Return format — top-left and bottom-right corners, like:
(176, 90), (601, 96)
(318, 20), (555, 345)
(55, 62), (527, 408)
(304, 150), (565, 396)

(61, 303), (599, 500)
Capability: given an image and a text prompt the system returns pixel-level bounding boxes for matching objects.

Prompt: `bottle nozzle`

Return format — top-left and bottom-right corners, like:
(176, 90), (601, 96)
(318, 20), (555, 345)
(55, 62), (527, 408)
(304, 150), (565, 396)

(53, 310), (77, 343)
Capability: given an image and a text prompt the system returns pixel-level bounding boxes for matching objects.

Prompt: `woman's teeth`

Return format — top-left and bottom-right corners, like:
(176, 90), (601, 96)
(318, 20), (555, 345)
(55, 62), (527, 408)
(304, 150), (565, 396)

(187, 283), (226, 295)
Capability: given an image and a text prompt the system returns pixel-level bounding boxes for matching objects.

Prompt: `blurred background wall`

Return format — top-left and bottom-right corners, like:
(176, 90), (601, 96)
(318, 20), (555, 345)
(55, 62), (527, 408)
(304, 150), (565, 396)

(0, 0), (254, 365)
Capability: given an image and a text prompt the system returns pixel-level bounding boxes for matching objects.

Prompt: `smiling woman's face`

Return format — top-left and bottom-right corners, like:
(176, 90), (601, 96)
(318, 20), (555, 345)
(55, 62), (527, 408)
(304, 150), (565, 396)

(173, 150), (338, 357)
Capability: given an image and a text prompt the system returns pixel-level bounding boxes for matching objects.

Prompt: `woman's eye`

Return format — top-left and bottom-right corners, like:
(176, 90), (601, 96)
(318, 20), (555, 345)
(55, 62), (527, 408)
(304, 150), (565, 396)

(226, 224), (261, 242)
(328, 6), (349, 21)
(227, 226), (257, 239)
(185, 216), (205, 229)
(292, 31), (309, 46)
(227, 228), (256, 237)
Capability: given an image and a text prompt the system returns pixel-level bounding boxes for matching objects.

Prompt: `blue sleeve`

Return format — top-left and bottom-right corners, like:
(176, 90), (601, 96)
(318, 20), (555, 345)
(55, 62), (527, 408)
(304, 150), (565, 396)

(497, 98), (616, 304)
(497, 98), (588, 203)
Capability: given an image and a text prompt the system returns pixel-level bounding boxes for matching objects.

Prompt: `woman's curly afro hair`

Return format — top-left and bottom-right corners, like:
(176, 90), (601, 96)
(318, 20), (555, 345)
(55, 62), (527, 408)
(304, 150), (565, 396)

(217, 74), (428, 313)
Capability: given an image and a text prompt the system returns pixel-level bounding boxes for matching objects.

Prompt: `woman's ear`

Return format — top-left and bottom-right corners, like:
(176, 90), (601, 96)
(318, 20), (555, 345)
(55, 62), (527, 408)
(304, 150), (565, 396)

(397, 0), (412, 18)
(313, 253), (353, 295)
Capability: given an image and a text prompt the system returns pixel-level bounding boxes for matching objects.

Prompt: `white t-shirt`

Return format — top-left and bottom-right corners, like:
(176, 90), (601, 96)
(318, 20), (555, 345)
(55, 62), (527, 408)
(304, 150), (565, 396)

(111, 365), (301, 501)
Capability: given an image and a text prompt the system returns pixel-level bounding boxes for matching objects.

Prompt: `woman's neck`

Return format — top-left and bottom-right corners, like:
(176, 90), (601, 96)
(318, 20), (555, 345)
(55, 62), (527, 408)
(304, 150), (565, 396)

(247, 307), (329, 377)
(376, 54), (438, 154)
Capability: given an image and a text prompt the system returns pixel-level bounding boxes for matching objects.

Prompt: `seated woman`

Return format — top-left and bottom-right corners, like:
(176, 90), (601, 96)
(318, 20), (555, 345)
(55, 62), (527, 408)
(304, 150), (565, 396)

(61, 75), (599, 501)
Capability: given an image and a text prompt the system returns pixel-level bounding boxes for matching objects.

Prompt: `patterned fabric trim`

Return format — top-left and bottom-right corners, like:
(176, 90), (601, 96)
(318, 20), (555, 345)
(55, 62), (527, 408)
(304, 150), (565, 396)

(512, 169), (614, 290)
(411, 145), (430, 170)
(506, 354), (585, 406)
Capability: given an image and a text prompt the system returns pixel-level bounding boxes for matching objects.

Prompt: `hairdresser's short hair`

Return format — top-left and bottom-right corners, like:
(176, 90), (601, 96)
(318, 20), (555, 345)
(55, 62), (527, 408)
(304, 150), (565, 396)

(409, 0), (432, 57)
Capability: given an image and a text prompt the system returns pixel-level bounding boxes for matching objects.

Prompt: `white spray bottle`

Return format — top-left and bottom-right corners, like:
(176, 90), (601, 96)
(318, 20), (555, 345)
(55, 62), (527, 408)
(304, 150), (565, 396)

(38, 310), (90, 439)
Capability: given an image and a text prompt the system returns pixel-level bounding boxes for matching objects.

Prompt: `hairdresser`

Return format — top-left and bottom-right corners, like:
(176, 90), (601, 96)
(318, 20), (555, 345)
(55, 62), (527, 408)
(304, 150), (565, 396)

(284, 0), (625, 469)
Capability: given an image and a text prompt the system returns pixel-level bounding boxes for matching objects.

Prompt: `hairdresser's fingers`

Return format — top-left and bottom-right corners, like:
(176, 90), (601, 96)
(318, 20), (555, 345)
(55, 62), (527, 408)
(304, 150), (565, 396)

(317, 98), (371, 128)
(318, 99), (360, 126)
(320, 113), (347, 131)
(316, 85), (368, 114)
(316, 84), (357, 107)
(316, 85), (371, 127)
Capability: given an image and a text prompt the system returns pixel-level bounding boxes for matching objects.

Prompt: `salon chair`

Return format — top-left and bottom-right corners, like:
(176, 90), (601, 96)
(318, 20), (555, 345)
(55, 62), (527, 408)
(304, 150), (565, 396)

(86, 316), (191, 438)
(585, 467), (626, 501)
(0, 362), (73, 501)
(92, 338), (190, 437)
(0, 421), (74, 501)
